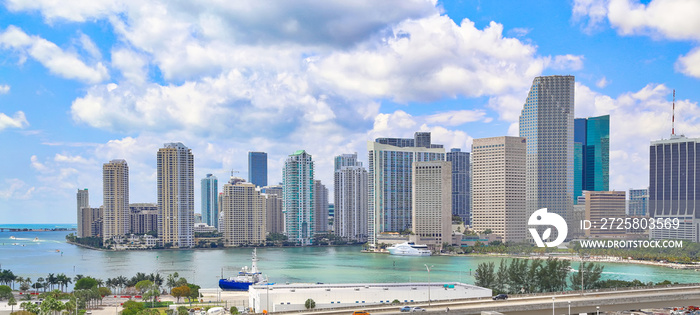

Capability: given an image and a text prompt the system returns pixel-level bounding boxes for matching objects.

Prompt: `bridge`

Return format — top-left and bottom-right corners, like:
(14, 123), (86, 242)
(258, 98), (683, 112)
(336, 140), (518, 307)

(280, 284), (700, 315)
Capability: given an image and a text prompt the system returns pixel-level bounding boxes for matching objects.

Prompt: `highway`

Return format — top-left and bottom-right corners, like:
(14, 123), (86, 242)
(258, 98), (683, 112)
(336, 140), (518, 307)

(283, 284), (700, 315)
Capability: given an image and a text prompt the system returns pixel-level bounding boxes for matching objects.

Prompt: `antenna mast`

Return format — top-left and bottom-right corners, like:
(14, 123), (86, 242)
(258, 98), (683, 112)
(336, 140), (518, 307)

(672, 89), (676, 136)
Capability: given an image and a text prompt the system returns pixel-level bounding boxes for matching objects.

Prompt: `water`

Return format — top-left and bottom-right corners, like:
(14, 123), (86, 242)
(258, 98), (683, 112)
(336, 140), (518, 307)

(1, 229), (698, 289)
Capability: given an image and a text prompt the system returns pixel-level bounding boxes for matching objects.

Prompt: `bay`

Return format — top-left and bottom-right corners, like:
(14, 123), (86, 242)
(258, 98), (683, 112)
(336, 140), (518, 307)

(2, 229), (698, 289)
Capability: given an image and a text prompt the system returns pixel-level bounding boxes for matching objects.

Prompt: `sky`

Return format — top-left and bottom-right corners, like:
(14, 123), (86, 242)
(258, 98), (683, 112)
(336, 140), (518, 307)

(1, 0), (700, 224)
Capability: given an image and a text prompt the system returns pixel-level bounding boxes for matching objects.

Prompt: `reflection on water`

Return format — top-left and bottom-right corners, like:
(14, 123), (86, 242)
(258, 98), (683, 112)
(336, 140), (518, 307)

(1, 230), (698, 288)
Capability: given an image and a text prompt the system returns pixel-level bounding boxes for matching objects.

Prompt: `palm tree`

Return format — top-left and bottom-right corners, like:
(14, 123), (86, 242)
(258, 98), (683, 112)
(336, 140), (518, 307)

(47, 273), (57, 291)
(74, 275), (84, 283)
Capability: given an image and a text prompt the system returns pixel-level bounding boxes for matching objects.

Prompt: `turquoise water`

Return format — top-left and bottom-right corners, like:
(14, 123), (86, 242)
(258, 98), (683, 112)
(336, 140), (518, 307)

(1, 230), (698, 289)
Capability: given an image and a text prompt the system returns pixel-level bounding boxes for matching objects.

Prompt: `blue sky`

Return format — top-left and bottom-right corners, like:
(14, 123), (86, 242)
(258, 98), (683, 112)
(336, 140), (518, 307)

(1, 0), (699, 224)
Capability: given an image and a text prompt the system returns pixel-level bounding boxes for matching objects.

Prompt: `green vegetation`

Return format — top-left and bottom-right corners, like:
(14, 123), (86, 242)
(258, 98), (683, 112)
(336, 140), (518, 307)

(475, 258), (574, 294)
(304, 298), (316, 309)
(230, 306), (239, 314)
(0, 285), (12, 300)
(66, 234), (104, 248)
(0, 270), (16, 288)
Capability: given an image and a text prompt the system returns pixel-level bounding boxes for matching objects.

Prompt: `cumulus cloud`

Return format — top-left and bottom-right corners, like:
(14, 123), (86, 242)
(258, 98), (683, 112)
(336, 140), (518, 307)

(0, 26), (109, 83)
(310, 15), (545, 103)
(575, 82), (700, 191)
(675, 47), (700, 78)
(0, 84), (9, 94)
(547, 54), (585, 71)
(596, 76), (611, 88)
(573, 0), (700, 78)
(425, 110), (491, 126)
(0, 111), (29, 131)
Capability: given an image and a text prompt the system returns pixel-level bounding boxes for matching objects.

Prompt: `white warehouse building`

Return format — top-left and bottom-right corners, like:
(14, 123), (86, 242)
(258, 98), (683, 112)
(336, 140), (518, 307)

(248, 282), (492, 312)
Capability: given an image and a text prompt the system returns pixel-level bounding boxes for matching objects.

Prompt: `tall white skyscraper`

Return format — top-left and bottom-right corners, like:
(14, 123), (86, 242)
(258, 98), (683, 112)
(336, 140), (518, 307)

(103, 159), (130, 242)
(334, 153), (368, 242)
(367, 133), (445, 245)
(412, 161), (452, 248)
(76, 189), (89, 238)
(157, 142), (195, 248)
(201, 174), (218, 228)
(472, 136), (527, 242)
(283, 150), (315, 245)
(519, 75), (575, 228)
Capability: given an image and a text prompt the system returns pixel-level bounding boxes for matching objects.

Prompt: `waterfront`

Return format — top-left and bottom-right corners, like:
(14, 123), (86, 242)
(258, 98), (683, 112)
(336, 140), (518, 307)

(1, 229), (699, 289)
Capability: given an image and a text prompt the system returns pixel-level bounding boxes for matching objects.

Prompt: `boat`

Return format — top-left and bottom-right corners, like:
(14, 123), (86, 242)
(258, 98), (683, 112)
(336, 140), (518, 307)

(33, 237), (40, 241)
(386, 242), (432, 256)
(219, 248), (267, 291)
(9, 236), (15, 239)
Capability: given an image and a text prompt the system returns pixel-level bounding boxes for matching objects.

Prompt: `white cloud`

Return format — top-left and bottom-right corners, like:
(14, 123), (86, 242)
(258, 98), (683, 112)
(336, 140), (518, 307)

(54, 153), (91, 164)
(0, 26), (109, 83)
(573, 0), (700, 78)
(675, 47), (700, 78)
(78, 32), (102, 60)
(547, 54), (585, 71)
(111, 48), (149, 84)
(309, 15), (545, 103)
(0, 179), (34, 200)
(596, 76), (611, 88)
(0, 111), (29, 131)
(425, 110), (490, 126)
(575, 82), (700, 191)
(0, 84), (9, 94)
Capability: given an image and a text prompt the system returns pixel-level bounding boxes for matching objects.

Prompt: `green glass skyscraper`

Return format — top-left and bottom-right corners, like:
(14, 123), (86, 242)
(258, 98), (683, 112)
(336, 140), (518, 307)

(573, 115), (610, 203)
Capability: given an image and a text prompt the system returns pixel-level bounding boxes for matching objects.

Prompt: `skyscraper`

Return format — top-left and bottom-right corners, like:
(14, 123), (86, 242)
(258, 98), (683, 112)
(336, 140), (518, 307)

(412, 161), (452, 248)
(103, 159), (130, 242)
(314, 180), (329, 233)
(201, 174), (219, 228)
(220, 178), (266, 246)
(649, 135), (700, 242)
(519, 75), (575, 226)
(628, 188), (648, 216)
(574, 115), (610, 203)
(446, 148), (470, 225)
(334, 153), (368, 242)
(584, 191), (626, 237)
(283, 150), (315, 245)
(368, 132), (445, 245)
(472, 137), (527, 242)
(248, 152), (268, 187)
(157, 142), (195, 248)
(77, 189), (89, 238)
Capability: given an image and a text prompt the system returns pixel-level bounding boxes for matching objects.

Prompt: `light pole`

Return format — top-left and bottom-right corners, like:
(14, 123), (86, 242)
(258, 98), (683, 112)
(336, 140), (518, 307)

(568, 301), (571, 315)
(424, 264), (434, 306)
(552, 297), (555, 315)
(597, 306), (600, 315)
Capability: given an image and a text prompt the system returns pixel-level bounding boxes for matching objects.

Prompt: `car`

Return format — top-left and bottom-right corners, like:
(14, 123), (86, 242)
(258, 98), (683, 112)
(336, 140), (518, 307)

(492, 294), (508, 300)
(400, 306), (412, 312)
(410, 307), (426, 312)
(352, 311), (370, 315)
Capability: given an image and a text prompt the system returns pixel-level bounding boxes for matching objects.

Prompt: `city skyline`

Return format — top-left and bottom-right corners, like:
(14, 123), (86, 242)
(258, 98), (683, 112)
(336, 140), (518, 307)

(2, 0), (700, 223)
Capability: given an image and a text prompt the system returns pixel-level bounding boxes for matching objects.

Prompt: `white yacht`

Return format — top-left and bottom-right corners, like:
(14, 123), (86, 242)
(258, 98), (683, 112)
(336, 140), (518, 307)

(386, 242), (431, 256)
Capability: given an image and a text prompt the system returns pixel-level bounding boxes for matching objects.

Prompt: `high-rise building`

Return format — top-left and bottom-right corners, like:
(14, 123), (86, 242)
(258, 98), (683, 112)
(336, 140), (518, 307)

(368, 132), (446, 245)
(628, 188), (649, 216)
(314, 180), (329, 233)
(414, 132), (431, 148)
(77, 189), (90, 238)
(283, 150), (315, 245)
(157, 142), (195, 248)
(201, 174), (219, 229)
(130, 203), (158, 235)
(446, 148), (470, 225)
(334, 153), (368, 242)
(248, 152), (268, 187)
(649, 135), (700, 242)
(412, 161), (452, 248)
(220, 179), (266, 246)
(574, 115), (610, 203)
(103, 159), (130, 242)
(519, 75), (575, 228)
(471, 137), (527, 243)
(584, 191), (626, 237)
(263, 192), (284, 235)
(80, 206), (103, 237)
